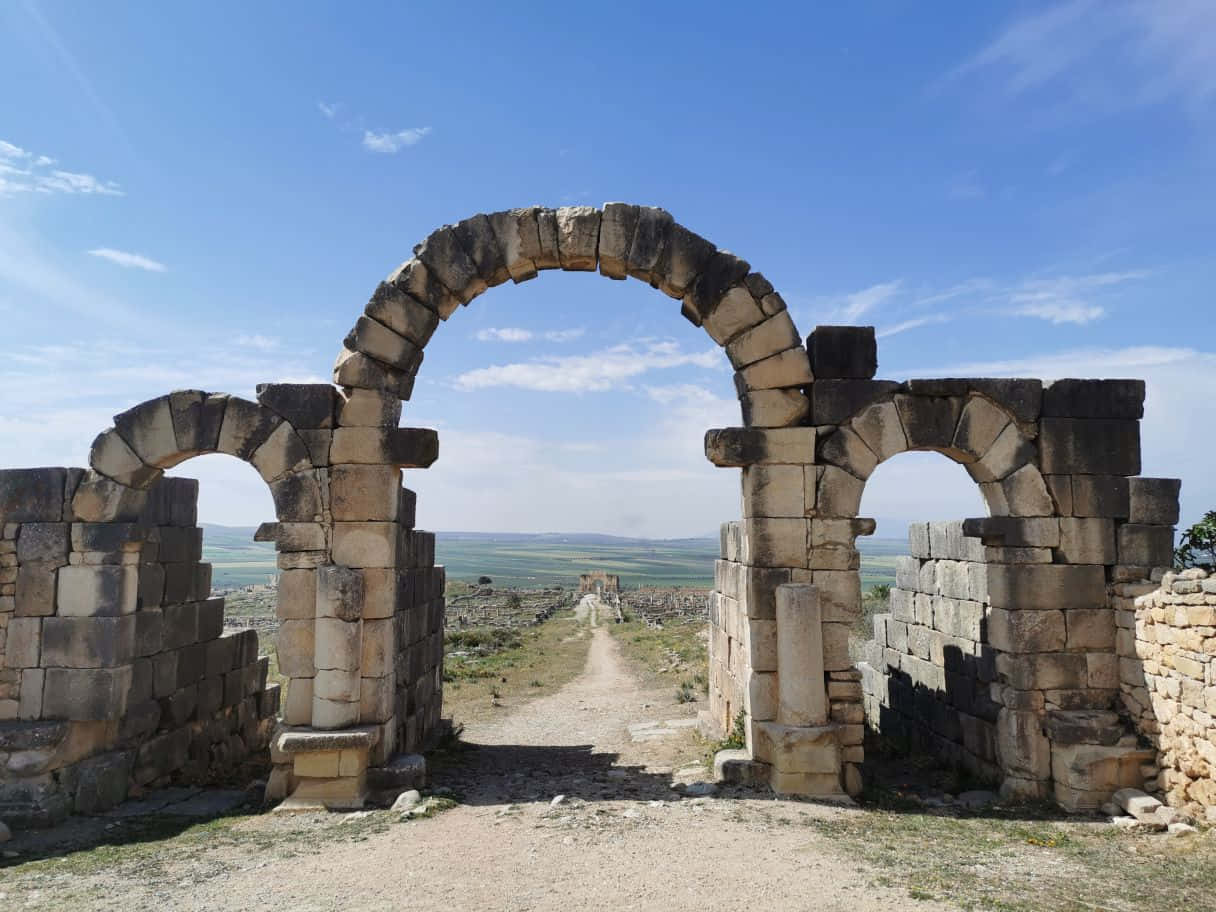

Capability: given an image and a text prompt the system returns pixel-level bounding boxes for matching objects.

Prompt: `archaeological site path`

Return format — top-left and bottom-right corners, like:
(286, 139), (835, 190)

(2, 602), (943, 911)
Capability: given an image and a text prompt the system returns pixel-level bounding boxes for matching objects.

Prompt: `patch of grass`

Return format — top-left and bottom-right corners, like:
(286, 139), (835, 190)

(802, 805), (1216, 911)
(607, 616), (707, 689)
(441, 612), (590, 725)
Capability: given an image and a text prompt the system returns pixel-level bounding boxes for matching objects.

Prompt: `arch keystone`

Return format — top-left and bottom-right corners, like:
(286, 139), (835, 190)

(555, 206), (601, 271)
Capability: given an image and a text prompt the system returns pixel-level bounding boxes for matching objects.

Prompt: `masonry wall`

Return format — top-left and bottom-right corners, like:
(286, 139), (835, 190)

(861, 521), (1001, 781)
(1117, 568), (1216, 811)
(0, 471), (277, 826)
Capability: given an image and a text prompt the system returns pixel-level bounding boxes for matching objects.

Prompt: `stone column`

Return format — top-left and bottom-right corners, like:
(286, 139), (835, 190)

(313, 565), (363, 730)
(775, 584), (826, 726)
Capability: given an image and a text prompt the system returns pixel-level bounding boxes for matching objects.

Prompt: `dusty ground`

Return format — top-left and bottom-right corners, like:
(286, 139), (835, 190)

(4, 597), (1214, 911)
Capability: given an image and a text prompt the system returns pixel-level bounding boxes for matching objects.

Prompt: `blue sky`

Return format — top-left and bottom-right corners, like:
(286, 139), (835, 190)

(1, 0), (1213, 538)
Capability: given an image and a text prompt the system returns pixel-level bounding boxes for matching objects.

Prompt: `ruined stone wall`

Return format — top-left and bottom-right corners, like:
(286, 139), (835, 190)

(621, 588), (709, 625)
(1119, 568), (1216, 811)
(861, 521), (1001, 781)
(0, 471), (277, 826)
(395, 533), (444, 756)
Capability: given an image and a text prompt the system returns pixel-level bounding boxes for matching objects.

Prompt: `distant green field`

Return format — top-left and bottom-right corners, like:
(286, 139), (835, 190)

(201, 525), (904, 592)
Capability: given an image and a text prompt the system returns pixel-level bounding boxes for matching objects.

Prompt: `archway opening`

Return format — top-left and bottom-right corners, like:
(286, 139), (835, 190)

(853, 450), (1000, 801)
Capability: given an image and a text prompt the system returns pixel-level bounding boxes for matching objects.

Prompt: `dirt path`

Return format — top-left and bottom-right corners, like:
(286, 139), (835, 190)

(4, 621), (951, 912)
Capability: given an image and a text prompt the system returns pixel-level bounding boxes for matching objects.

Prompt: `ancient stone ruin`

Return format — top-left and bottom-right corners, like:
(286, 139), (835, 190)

(0, 202), (1207, 826)
(578, 571), (620, 595)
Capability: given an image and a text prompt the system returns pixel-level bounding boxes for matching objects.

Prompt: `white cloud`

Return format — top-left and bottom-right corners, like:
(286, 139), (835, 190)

(950, 0), (1216, 116)
(318, 101), (338, 119)
(235, 334), (281, 351)
(362, 127), (432, 154)
(544, 328), (585, 342)
(1006, 271), (1146, 325)
(876, 314), (952, 338)
(476, 327), (533, 342)
(0, 139), (121, 196)
(453, 340), (724, 393)
(87, 248), (166, 272)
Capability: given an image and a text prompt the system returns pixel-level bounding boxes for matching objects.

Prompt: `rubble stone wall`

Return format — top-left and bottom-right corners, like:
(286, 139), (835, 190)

(861, 522), (1001, 782)
(0, 471), (277, 826)
(1119, 568), (1216, 812)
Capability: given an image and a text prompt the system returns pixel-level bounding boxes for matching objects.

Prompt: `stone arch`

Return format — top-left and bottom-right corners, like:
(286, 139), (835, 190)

(82, 388), (327, 525)
(817, 385), (1055, 520)
(333, 204), (812, 428)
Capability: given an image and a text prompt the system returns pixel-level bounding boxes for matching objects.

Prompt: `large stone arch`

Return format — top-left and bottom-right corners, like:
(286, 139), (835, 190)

(333, 204), (813, 429)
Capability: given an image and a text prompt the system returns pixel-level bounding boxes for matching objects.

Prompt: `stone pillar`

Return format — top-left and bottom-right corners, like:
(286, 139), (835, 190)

(312, 565), (363, 730)
(775, 584), (826, 726)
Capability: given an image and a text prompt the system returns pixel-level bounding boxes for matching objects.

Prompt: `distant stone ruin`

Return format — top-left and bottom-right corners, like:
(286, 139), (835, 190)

(578, 571), (620, 595)
(0, 202), (1203, 827)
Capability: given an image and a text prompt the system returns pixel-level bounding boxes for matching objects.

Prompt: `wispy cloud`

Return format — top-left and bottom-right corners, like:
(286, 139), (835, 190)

(453, 340), (723, 393)
(475, 327), (586, 343)
(235, 334), (281, 351)
(476, 327), (534, 342)
(822, 280), (903, 323)
(87, 248), (166, 272)
(1006, 271), (1146, 324)
(0, 139), (121, 196)
(949, 0), (1216, 117)
(362, 127), (432, 154)
(876, 314), (952, 338)
(318, 101), (338, 119)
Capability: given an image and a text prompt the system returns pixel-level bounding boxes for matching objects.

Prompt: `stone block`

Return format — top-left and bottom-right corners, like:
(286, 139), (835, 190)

(1038, 418), (1141, 476)
(808, 379), (901, 426)
(113, 396), (182, 470)
(254, 382), (337, 430)
(753, 722), (840, 774)
(269, 472), (325, 522)
(197, 597), (223, 640)
(1042, 379), (1145, 419)
(595, 202), (638, 279)
(683, 250), (750, 326)
(740, 518), (808, 568)
(330, 464), (402, 522)
(312, 696), (360, 729)
(1056, 518), (1116, 565)
(57, 565), (137, 617)
(775, 584), (826, 726)
(1071, 475), (1129, 518)
(806, 326), (876, 380)
(952, 395), (1012, 461)
(967, 423), (1034, 483)
(742, 465), (807, 518)
(337, 388), (402, 428)
(162, 602), (199, 649)
(740, 389), (810, 428)
(16, 522), (69, 564)
(216, 397), (281, 462)
(365, 283), (441, 347)
(811, 465), (865, 518)
(250, 423), (312, 483)
(553, 205), (601, 271)
(996, 708), (1051, 779)
(726, 311), (802, 370)
(15, 562), (58, 617)
(329, 427), (437, 468)
(737, 347), (813, 390)
(315, 617), (362, 672)
(277, 569), (317, 620)
(987, 564), (1106, 612)
(1127, 478), (1180, 526)
(314, 667), (361, 703)
(283, 676), (313, 725)
(705, 427), (817, 466)
(40, 615), (136, 668)
(345, 315), (423, 373)
(3, 616), (41, 668)
(850, 400), (907, 463)
(41, 666), (132, 720)
(277, 620), (316, 678)
(1117, 524), (1174, 568)
(893, 394), (962, 452)
(996, 652), (1088, 690)
(0, 468), (67, 523)
(332, 522), (398, 568)
(818, 427), (877, 479)
(988, 607), (1065, 653)
(168, 390), (226, 455)
(655, 222), (715, 300)
(332, 349), (415, 400)
(317, 564), (365, 621)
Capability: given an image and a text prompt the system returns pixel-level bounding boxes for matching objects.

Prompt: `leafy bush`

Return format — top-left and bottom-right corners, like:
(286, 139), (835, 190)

(1175, 510), (1216, 570)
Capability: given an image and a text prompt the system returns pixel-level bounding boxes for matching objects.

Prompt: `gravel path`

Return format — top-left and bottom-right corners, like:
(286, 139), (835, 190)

(5, 613), (948, 911)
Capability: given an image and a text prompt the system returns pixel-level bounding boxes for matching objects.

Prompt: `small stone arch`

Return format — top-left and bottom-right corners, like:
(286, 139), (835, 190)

(333, 204), (813, 429)
(84, 388), (325, 524)
(817, 385), (1055, 520)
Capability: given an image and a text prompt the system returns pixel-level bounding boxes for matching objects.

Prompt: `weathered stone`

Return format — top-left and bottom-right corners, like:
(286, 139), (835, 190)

(988, 607), (1065, 653)
(818, 427), (877, 479)
(657, 223), (716, 300)
(987, 564), (1106, 611)
(1056, 517), (1116, 564)
(740, 389), (809, 428)
(332, 349), (416, 400)
(276, 620), (315, 678)
(811, 465), (865, 518)
(683, 251), (750, 326)
(775, 584), (827, 726)
(337, 388), (402, 428)
(41, 666), (133, 720)
(316, 565), (364, 622)
(56, 565), (137, 617)
(1117, 524), (1174, 568)
(704, 427), (817, 466)
(808, 379), (901, 426)
(725, 312), (802, 369)
(1065, 608), (1115, 650)
(413, 224), (484, 303)
(1039, 418), (1141, 476)
(346, 316), (423, 375)
(849, 400), (907, 463)
(967, 423), (1033, 482)
(1001, 464), (1054, 517)
(40, 615), (136, 668)
(742, 465), (807, 518)
(386, 257), (462, 318)
(332, 522), (398, 568)
(250, 423), (312, 483)
(329, 428), (438, 467)
(451, 214), (510, 288)
(113, 396), (182, 469)
(1072, 475), (1130, 518)
(1128, 477), (1181, 526)
(169, 390), (227, 455)
(806, 326), (876, 380)
(255, 383), (337, 430)
(597, 202), (639, 279)
(89, 429), (160, 488)
(704, 286), (767, 346)
(1042, 379), (1145, 419)
(554, 206), (601, 271)
(893, 394), (962, 452)
(625, 206), (674, 285)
